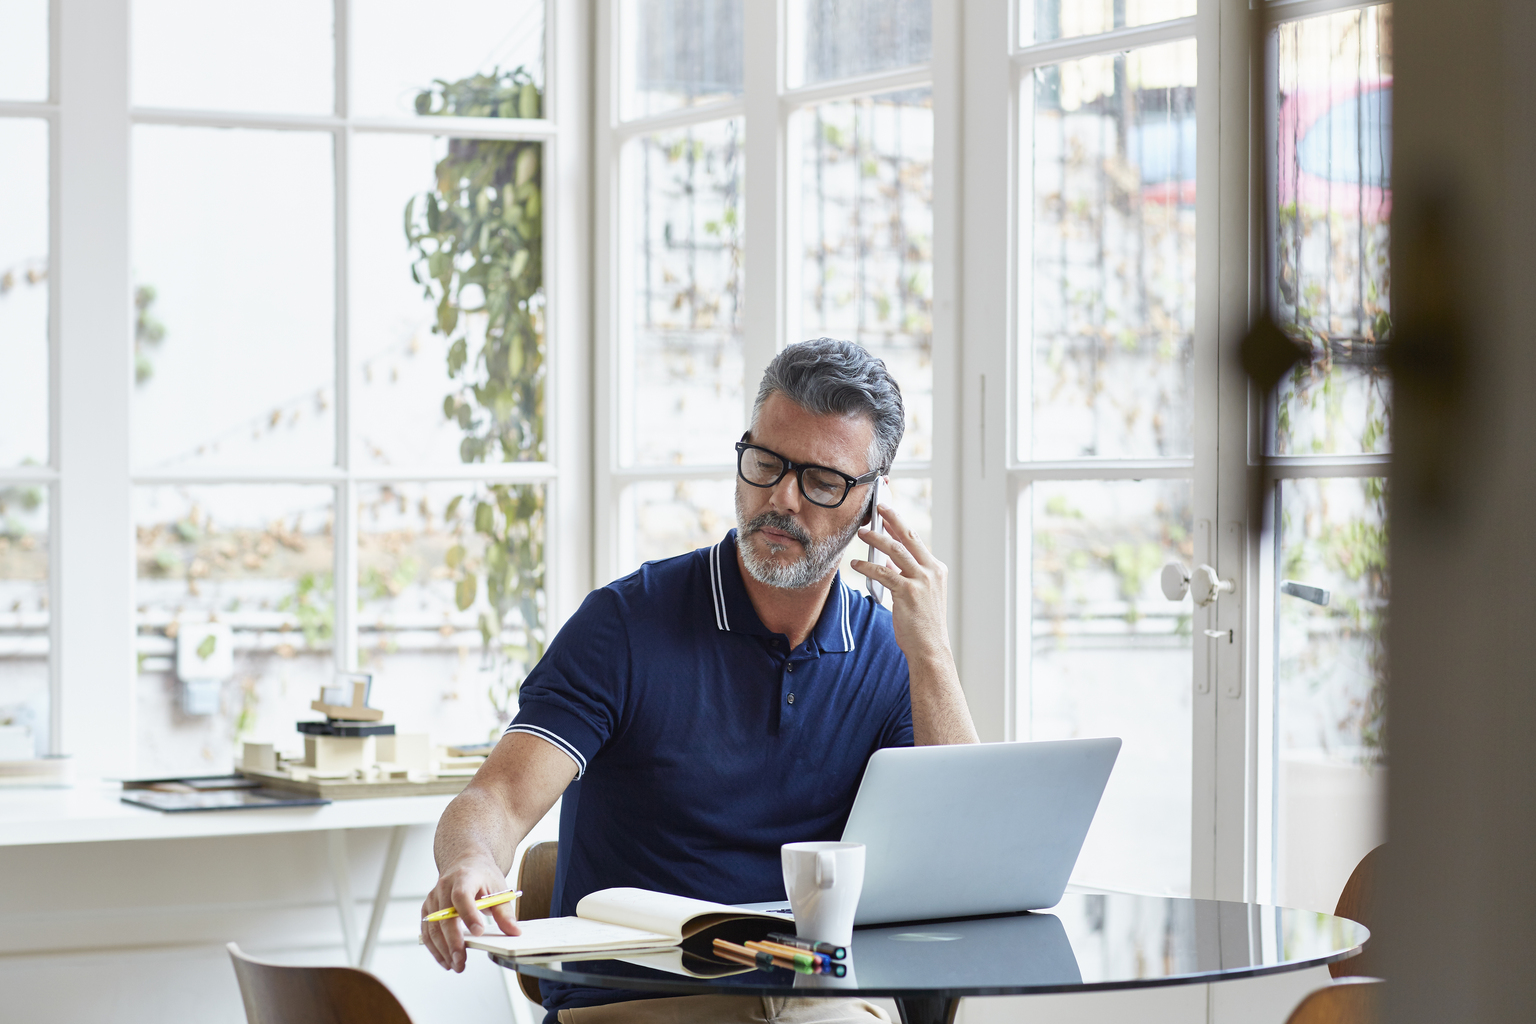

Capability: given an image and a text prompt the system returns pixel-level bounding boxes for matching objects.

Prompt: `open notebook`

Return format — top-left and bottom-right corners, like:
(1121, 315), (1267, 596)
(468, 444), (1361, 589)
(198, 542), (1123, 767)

(463, 887), (792, 960)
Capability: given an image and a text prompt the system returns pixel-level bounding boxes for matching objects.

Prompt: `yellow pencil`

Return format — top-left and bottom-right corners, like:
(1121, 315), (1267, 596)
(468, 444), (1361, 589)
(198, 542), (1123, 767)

(422, 889), (522, 923)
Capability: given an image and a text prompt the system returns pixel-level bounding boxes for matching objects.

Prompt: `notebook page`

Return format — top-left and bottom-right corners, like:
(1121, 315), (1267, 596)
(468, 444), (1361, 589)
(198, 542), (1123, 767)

(464, 915), (673, 957)
(575, 887), (749, 939)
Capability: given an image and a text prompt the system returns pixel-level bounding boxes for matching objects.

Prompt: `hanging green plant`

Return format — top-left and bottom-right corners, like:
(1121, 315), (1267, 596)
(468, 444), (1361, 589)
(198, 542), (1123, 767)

(405, 67), (547, 727)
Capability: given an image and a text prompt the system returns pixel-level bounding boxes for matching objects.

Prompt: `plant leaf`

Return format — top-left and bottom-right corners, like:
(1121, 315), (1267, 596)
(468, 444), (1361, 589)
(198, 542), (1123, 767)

(455, 572), (477, 611)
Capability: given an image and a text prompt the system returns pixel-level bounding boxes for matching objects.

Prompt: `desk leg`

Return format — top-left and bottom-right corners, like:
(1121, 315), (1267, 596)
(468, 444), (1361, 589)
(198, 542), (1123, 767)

(895, 997), (959, 1024)
(360, 824), (408, 970)
(327, 829), (361, 965)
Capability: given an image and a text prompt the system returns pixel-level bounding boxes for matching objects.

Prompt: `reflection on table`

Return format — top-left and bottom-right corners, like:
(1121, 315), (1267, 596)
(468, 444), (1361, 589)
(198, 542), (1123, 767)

(495, 893), (1368, 1000)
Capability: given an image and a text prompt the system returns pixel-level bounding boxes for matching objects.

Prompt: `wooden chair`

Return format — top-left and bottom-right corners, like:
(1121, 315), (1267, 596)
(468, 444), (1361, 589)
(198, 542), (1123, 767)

(1331, 844), (1382, 979)
(226, 942), (415, 1024)
(513, 840), (561, 1005)
(1284, 977), (1383, 1024)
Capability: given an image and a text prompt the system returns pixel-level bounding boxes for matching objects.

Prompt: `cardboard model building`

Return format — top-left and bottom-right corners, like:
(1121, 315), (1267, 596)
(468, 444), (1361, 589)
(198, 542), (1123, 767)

(309, 673), (385, 722)
(237, 673), (487, 798)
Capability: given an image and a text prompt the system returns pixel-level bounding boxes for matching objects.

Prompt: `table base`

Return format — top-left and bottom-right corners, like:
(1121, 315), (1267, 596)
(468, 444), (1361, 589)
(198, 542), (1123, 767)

(895, 996), (958, 1024)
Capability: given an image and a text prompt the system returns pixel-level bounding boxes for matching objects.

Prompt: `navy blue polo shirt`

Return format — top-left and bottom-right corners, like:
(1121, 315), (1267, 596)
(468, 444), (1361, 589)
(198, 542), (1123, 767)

(505, 529), (913, 1017)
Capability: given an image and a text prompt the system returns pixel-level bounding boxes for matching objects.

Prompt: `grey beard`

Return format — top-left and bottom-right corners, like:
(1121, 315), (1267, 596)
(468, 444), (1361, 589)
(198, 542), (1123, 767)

(734, 494), (863, 591)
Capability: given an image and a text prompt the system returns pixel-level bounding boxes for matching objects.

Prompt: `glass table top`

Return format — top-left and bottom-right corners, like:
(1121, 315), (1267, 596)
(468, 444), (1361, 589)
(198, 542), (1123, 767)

(492, 892), (1369, 1000)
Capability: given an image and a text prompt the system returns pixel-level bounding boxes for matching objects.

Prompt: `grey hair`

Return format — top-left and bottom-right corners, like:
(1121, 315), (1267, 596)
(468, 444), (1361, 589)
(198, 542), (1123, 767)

(750, 338), (905, 476)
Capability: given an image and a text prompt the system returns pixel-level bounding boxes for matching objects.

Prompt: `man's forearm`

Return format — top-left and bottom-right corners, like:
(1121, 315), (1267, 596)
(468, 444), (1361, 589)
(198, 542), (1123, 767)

(909, 650), (979, 746)
(433, 782), (527, 877)
(432, 731), (579, 878)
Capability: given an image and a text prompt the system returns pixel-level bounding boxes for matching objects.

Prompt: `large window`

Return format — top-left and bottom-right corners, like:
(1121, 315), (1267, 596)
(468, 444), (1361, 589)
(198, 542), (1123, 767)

(129, 1), (556, 775)
(598, 0), (940, 584)
(0, 2), (53, 761)
(6, 0), (1389, 916)
(3, 0), (585, 777)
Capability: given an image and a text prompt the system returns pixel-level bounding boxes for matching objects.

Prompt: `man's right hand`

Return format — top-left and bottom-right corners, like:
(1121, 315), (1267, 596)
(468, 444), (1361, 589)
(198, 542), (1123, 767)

(421, 855), (522, 973)
(422, 732), (578, 974)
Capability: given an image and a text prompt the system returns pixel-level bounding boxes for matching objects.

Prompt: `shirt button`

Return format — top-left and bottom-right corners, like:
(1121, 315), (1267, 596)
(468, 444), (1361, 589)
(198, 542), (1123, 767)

(786, 693), (795, 705)
(786, 663), (795, 673)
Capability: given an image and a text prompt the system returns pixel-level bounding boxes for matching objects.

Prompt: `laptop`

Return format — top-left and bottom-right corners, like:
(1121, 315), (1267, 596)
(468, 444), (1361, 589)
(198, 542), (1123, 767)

(843, 738), (1120, 925)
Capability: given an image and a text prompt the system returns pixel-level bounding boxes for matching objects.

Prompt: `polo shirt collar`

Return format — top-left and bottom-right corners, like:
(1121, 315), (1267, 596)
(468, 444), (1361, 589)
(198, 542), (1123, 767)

(710, 530), (857, 653)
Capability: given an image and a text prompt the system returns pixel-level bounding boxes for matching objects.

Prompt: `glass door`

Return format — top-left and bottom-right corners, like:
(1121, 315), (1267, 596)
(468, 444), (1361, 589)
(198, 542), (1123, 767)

(1257, 1), (1392, 914)
(1012, 3), (1203, 897)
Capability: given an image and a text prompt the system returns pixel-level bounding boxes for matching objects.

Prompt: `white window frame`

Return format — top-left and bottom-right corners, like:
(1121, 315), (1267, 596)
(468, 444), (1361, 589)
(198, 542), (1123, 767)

(29, 0), (591, 778)
(592, 0), (959, 597)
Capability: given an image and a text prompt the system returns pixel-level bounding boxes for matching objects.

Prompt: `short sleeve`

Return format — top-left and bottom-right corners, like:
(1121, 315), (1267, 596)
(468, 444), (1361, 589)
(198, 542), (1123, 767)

(505, 587), (630, 778)
(879, 686), (915, 750)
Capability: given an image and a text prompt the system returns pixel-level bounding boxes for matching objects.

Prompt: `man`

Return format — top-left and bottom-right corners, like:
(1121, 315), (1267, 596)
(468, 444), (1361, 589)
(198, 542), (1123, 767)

(423, 339), (977, 1022)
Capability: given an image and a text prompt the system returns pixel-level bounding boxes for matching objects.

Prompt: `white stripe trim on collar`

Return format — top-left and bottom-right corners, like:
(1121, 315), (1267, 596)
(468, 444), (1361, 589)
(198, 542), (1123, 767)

(709, 541), (731, 632)
(841, 581), (856, 651)
(504, 723), (588, 779)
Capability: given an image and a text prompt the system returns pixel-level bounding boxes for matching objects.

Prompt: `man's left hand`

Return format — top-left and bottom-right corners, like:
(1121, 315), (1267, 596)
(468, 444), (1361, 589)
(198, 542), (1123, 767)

(850, 502), (951, 663)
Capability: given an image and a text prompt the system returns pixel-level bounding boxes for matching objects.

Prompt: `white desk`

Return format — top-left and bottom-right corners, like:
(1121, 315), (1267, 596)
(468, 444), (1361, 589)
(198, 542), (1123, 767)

(0, 782), (454, 969)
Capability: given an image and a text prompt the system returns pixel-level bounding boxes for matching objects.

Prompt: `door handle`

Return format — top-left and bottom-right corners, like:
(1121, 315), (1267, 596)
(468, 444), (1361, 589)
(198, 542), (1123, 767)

(1161, 563), (1235, 607)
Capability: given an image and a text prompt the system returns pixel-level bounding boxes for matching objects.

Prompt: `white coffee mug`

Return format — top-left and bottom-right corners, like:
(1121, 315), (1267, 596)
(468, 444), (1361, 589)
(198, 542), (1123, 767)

(782, 840), (865, 948)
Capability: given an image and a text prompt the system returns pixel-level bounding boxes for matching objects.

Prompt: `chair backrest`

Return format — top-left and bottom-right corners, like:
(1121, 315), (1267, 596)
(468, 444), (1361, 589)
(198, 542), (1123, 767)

(1284, 977), (1383, 1024)
(1331, 844), (1383, 979)
(226, 942), (414, 1024)
(513, 840), (560, 1006)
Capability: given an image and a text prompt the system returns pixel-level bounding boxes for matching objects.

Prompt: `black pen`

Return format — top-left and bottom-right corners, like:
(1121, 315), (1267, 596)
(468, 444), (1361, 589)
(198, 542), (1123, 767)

(766, 932), (847, 961)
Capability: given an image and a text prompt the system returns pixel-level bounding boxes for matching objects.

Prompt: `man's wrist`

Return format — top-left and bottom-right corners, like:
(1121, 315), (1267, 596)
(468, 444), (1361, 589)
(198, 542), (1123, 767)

(438, 843), (507, 882)
(907, 645), (958, 681)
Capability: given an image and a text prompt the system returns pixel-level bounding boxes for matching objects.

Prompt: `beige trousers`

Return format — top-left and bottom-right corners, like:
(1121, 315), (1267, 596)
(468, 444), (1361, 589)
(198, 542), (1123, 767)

(555, 995), (892, 1024)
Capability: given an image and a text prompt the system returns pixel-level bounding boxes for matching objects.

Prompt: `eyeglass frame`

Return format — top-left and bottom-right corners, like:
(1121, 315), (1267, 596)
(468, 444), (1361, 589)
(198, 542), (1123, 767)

(734, 434), (882, 509)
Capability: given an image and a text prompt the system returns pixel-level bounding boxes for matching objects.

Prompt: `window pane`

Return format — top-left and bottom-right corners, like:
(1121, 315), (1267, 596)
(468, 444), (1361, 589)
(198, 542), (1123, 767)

(358, 482), (546, 742)
(132, 0), (333, 115)
(352, 133), (546, 467)
(620, 0), (743, 121)
(1024, 479), (1193, 895)
(796, 89), (933, 462)
(0, 0), (48, 101)
(790, 0), (930, 88)
(1274, 477), (1387, 912)
(352, 0), (544, 118)
(620, 118), (744, 467)
(1271, 7), (1392, 457)
(0, 118), (49, 468)
(131, 127), (334, 470)
(618, 478), (737, 580)
(0, 484), (49, 760)
(133, 485), (333, 777)
(1025, 41), (1196, 460)
(1021, 0), (1195, 46)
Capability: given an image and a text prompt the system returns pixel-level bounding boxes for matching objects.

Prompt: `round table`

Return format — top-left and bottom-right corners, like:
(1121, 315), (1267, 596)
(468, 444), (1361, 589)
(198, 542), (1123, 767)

(492, 892), (1369, 1024)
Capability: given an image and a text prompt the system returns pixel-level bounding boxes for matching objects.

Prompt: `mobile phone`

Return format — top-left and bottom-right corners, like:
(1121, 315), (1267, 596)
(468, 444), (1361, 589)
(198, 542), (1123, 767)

(864, 477), (887, 602)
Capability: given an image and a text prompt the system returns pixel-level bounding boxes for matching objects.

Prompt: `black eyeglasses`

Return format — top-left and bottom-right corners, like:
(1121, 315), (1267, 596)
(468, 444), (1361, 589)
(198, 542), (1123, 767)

(734, 436), (879, 509)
